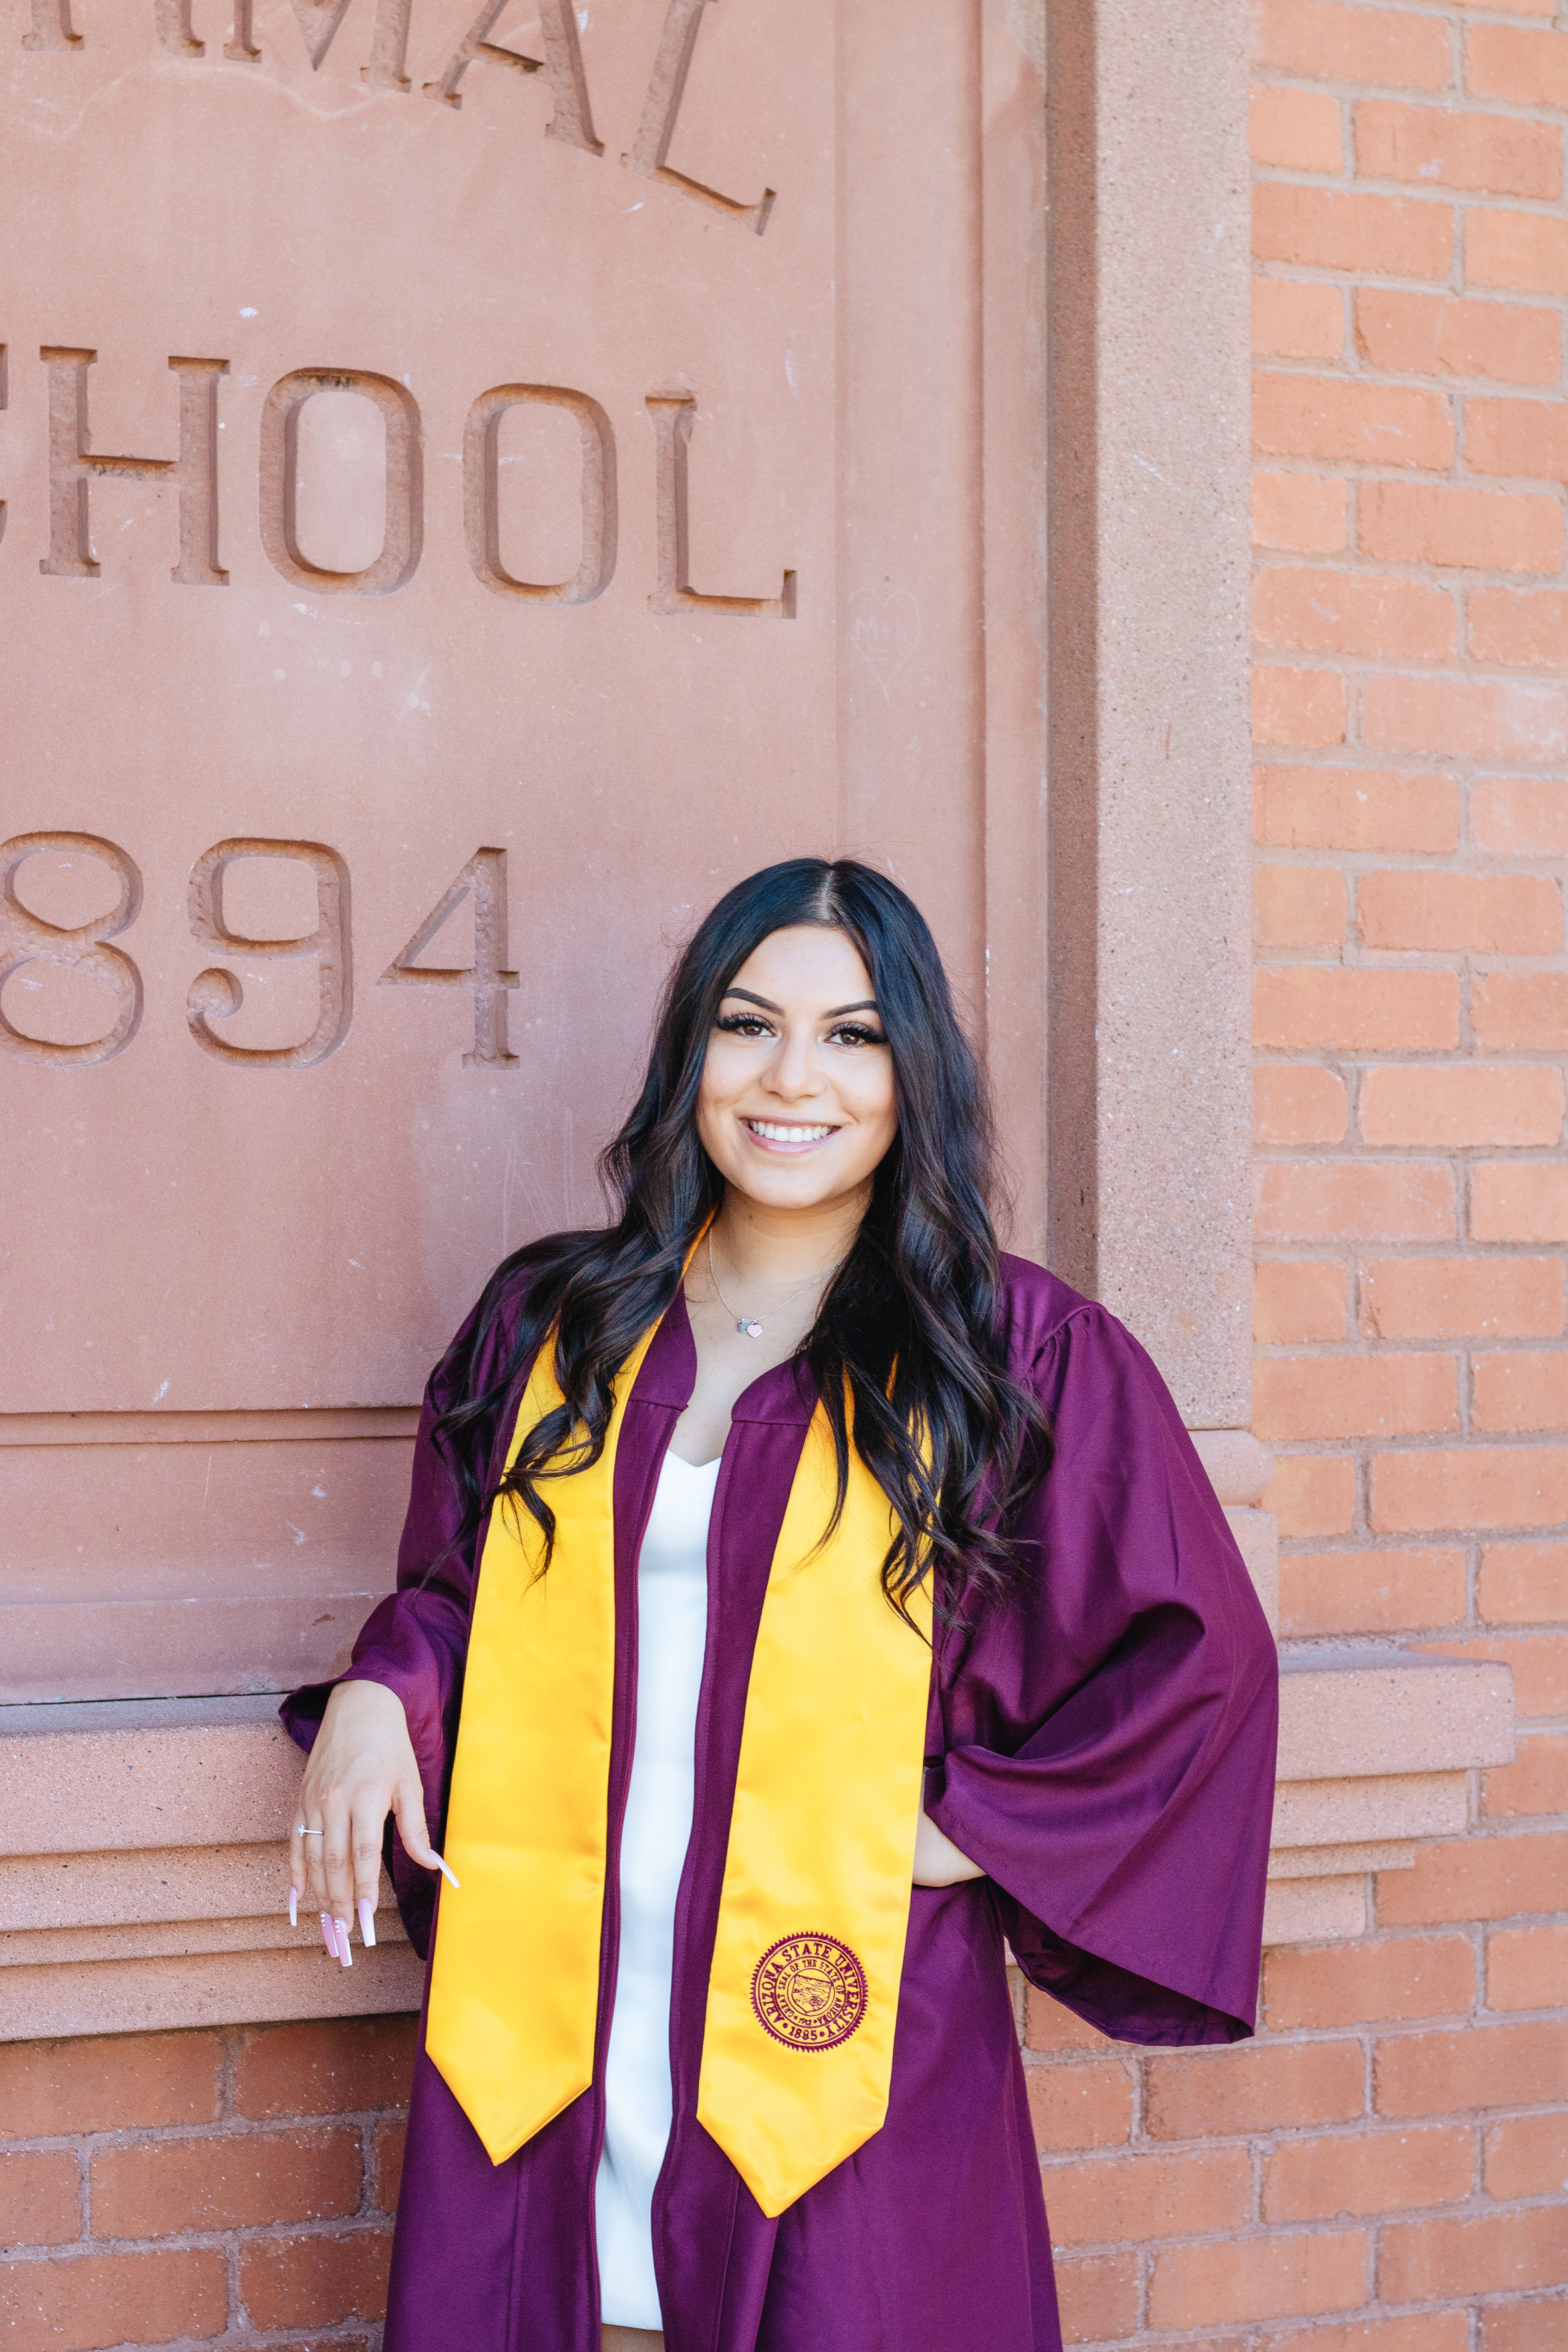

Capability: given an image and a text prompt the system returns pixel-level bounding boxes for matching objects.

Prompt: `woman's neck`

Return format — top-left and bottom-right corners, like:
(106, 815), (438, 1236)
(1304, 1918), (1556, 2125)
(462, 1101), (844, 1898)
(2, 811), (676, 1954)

(708, 1187), (869, 1292)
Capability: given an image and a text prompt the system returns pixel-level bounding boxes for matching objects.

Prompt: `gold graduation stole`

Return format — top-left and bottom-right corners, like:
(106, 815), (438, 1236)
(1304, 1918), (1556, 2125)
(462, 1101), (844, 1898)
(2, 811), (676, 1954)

(425, 1316), (933, 2218)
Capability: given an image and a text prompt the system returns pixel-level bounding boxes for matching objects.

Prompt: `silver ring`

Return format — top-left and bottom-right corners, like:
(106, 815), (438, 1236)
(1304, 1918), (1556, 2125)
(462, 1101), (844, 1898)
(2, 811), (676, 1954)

(295, 1825), (324, 1837)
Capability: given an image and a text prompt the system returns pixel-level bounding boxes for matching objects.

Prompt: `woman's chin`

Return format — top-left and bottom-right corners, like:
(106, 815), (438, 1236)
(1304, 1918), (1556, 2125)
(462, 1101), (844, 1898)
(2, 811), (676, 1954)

(724, 1165), (854, 1214)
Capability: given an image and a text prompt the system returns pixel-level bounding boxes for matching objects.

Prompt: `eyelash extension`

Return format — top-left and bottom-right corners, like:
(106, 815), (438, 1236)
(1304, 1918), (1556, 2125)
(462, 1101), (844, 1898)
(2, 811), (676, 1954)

(713, 1012), (887, 1047)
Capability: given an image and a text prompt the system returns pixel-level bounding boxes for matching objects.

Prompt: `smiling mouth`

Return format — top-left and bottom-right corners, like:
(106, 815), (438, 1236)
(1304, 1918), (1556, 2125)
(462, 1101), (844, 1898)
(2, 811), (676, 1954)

(744, 1120), (838, 1147)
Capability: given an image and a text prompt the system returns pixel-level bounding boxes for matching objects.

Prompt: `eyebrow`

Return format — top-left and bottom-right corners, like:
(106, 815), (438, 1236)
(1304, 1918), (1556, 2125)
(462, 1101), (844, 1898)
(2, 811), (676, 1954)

(722, 987), (881, 1019)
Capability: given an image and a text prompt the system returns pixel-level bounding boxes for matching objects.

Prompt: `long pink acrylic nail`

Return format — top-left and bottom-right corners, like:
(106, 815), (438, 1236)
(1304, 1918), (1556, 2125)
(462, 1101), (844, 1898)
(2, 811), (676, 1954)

(320, 1912), (338, 1958)
(334, 1919), (353, 1968)
(357, 1898), (377, 1949)
(288, 1886), (298, 1929)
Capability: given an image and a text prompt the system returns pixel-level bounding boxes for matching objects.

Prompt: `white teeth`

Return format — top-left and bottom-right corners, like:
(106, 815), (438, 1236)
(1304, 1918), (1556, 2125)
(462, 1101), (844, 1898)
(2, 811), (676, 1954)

(747, 1121), (833, 1142)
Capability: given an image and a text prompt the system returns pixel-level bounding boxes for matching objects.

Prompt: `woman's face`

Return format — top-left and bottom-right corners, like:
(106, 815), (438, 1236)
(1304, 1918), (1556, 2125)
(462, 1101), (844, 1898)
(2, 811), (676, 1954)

(697, 925), (898, 1215)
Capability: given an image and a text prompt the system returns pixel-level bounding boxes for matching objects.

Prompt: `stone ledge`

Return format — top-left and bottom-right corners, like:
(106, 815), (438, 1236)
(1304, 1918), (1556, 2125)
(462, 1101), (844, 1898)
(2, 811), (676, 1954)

(0, 1697), (304, 1855)
(1225, 1506), (1278, 1633)
(1276, 1650), (1514, 1782)
(1272, 1766), (1469, 1850)
(1, 1915), (399, 1966)
(0, 1944), (425, 2042)
(1262, 1876), (1369, 1946)
(0, 1696), (421, 2041)
(1264, 1650), (1515, 1947)
(0, 1649), (1518, 2037)
(1189, 1429), (1273, 1509)
(1187, 1432), (1277, 1627)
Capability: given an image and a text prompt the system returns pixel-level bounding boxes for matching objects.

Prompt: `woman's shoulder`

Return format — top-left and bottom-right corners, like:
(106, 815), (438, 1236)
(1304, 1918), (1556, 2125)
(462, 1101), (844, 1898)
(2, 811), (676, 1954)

(997, 1255), (1202, 1464)
(995, 1253), (1150, 1380)
(429, 1232), (576, 1404)
(469, 1224), (592, 1324)
(997, 1252), (1100, 1348)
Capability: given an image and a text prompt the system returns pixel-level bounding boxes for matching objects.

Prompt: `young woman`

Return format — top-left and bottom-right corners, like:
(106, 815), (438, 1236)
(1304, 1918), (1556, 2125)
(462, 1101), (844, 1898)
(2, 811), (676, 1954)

(285, 858), (1277, 2352)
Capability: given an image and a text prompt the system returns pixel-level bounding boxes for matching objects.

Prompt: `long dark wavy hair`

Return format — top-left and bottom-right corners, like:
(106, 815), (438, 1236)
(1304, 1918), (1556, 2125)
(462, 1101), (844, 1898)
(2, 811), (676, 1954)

(430, 858), (1053, 1621)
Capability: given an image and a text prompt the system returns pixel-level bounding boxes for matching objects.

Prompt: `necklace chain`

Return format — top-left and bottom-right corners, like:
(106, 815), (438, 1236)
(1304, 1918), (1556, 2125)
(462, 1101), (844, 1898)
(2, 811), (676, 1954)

(706, 1228), (840, 1339)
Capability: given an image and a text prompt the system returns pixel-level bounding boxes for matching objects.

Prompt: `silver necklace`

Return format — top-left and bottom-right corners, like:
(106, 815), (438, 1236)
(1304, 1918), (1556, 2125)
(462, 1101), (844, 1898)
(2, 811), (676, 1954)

(706, 1228), (839, 1339)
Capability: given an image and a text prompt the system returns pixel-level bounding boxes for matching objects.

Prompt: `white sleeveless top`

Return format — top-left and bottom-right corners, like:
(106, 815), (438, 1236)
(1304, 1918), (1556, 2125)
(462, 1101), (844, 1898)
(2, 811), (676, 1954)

(595, 1447), (719, 2332)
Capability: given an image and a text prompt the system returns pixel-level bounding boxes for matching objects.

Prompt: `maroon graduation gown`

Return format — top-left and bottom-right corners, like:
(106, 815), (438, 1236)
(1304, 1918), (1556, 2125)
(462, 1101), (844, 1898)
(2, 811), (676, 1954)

(283, 1254), (1278, 2352)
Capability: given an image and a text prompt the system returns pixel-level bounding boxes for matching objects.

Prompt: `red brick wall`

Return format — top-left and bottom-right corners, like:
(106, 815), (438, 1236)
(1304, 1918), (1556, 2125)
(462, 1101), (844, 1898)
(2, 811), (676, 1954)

(0, 2019), (410, 2350)
(1021, 1890), (1566, 2342)
(1023, 0), (1551, 2339)
(1003, 0), (1557, 2335)
(1023, 0), (1566, 2329)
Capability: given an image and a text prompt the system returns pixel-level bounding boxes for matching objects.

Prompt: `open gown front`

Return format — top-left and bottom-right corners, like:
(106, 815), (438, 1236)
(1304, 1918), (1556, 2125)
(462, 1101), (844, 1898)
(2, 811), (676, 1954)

(284, 1256), (1279, 2352)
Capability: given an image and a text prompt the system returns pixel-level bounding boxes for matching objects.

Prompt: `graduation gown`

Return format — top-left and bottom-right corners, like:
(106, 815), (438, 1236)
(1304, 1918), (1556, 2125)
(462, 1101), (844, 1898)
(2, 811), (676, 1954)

(283, 1253), (1278, 2352)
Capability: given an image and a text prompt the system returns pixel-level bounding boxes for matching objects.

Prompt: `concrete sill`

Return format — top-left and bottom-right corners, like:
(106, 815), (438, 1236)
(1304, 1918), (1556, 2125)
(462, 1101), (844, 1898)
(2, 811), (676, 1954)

(1266, 1650), (1514, 1945)
(0, 1648), (1517, 2039)
(0, 1697), (422, 2042)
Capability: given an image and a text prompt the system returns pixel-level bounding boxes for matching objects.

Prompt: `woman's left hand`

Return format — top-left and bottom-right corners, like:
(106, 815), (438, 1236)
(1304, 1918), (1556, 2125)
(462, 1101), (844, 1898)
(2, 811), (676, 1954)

(912, 1809), (985, 1886)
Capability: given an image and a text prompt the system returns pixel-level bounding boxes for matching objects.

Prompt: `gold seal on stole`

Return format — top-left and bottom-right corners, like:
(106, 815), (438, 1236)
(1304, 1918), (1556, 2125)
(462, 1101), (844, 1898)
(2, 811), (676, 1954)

(750, 1932), (869, 2052)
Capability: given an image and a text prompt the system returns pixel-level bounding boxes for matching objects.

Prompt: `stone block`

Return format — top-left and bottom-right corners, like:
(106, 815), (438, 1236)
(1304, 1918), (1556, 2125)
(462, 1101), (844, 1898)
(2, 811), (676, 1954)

(1265, 1876), (1370, 1945)
(1272, 1770), (1468, 1850)
(1276, 1656), (1514, 1780)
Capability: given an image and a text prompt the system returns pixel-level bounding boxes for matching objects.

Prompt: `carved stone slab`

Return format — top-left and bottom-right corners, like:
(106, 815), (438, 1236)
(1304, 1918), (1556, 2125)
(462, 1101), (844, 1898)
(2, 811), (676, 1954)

(0, 1), (1048, 1698)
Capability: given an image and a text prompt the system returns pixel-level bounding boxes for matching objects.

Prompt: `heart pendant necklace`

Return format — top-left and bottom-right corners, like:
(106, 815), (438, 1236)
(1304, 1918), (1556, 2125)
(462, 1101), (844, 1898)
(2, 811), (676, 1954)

(707, 1228), (839, 1339)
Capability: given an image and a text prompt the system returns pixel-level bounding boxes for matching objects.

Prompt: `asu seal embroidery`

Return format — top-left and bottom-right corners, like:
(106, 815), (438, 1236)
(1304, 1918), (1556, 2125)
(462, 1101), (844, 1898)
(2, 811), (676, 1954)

(750, 1933), (869, 2052)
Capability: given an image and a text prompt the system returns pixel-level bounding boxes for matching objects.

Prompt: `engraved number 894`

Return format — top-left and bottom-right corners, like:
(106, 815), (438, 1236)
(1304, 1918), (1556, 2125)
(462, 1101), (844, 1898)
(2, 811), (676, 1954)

(0, 833), (515, 1071)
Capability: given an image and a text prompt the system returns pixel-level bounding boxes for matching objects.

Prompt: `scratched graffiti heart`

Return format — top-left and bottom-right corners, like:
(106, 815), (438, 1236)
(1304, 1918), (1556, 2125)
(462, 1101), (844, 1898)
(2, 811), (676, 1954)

(848, 588), (922, 697)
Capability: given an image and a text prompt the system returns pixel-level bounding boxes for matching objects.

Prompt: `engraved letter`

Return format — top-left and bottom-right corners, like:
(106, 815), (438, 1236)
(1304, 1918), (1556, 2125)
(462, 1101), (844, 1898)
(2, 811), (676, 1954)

(154, 0), (203, 56)
(464, 385), (616, 605)
(423, 0), (600, 155)
(379, 849), (519, 1068)
(285, 0), (353, 67)
(646, 395), (794, 618)
(39, 350), (228, 587)
(259, 369), (422, 596)
(273, 0), (411, 89)
(187, 839), (352, 1068)
(24, 1), (81, 51)
(168, 359), (227, 583)
(226, 2), (261, 60)
(422, 0), (538, 106)
(628, 0), (774, 233)
(0, 833), (144, 1068)
(359, 0), (412, 90)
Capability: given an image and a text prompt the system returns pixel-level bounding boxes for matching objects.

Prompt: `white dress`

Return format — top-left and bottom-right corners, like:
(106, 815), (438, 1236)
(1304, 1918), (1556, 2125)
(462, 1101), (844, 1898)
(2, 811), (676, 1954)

(594, 1447), (718, 2332)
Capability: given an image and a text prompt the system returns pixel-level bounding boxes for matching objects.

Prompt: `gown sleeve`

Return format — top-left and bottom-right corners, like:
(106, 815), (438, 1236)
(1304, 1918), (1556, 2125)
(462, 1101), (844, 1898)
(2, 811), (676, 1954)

(924, 1291), (1279, 2048)
(279, 1280), (533, 1958)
